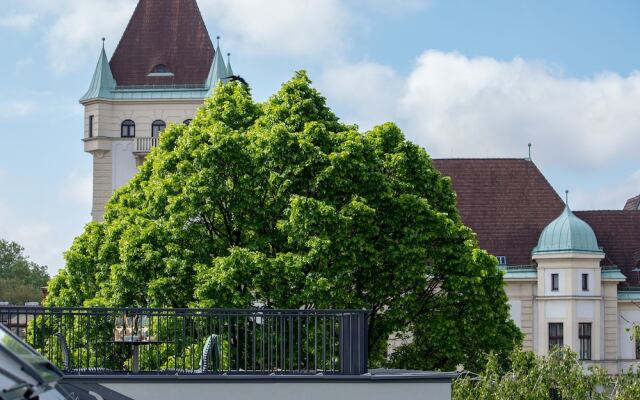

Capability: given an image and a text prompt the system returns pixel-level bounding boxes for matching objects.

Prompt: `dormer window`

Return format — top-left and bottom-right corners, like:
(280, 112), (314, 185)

(496, 256), (507, 266)
(148, 64), (174, 77)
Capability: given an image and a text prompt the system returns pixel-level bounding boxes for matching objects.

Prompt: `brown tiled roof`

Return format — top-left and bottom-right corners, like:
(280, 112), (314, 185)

(110, 0), (214, 86)
(432, 159), (564, 266)
(575, 211), (640, 286)
(624, 195), (640, 210)
(433, 158), (640, 285)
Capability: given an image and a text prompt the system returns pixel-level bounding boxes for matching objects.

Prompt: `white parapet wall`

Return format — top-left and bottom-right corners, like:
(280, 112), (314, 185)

(62, 372), (455, 400)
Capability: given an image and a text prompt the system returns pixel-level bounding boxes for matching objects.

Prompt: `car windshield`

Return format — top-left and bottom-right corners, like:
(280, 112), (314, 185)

(0, 324), (62, 384)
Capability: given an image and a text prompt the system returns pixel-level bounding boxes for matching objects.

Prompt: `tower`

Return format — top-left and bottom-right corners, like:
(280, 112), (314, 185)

(80, 0), (233, 221)
(531, 200), (623, 372)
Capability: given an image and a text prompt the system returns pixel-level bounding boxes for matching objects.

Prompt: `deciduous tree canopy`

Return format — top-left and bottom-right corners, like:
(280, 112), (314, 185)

(47, 71), (520, 370)
(0, 239), (49, 304)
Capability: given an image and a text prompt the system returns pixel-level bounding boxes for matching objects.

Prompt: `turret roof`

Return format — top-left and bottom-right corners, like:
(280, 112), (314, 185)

(79, 45), (116, 102)
(533, 205), (602, 255)
(109, 0), (214, 86)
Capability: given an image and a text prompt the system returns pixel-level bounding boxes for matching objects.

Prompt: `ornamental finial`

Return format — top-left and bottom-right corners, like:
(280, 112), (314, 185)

(216, 35), (220, 46)
(565, 190), (569, 206)
(102, 37), (105, 49)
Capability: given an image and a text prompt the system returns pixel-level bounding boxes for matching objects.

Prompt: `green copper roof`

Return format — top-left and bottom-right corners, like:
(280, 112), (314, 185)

(618, 290), (640, 300)
(601, 267), (626, 281)
(499, 266), (537, 279)
(227, 53), (234, 76)
(205, 42), (230, 95)
(533, 206), (602, 254)
(81, 39), (238, 103)
(80, 47), (116, 102)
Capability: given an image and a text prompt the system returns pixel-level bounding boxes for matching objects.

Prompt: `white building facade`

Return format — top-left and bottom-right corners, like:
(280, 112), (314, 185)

(81, 0), (233, 221)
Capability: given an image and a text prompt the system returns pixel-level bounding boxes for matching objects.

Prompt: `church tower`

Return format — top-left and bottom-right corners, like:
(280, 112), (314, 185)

(80, 0), (232, 221)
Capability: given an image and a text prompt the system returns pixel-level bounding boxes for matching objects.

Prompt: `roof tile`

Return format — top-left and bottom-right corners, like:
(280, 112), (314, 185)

(109, 0), (214, 86)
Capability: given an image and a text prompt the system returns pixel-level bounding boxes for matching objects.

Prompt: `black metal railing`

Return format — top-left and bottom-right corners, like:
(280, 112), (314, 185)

(0, 306), (368, 376)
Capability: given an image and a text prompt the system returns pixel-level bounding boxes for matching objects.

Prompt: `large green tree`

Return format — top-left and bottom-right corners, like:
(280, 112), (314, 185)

(47, 71), (520, 370)
(0, 239), (49, 304)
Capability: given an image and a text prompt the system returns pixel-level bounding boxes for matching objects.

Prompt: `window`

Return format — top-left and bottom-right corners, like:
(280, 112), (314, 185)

(549, 323), (563, 350)
(121, 119), (135, 138)
(582, 273), (589, 291)
(183, 119), (192, 126)
(579, 323), (591, 360)
(152, 120), (166, 138)
(551, 273), (559, 291)
(148, 64), (174, 77)
(152, 64), (169, 73)
(636, 338), (640, 360)
(89, 115), (94, 138)
(496, 256), (507, 266)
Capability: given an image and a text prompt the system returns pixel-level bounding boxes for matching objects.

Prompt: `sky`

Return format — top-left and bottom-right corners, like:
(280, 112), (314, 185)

(0, 0), (639, 275)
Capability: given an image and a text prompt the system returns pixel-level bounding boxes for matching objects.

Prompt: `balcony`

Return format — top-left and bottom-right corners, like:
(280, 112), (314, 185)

(0, 306), (454, 400)
(134, 137), (159, 154)
(0, 306), (368, 375)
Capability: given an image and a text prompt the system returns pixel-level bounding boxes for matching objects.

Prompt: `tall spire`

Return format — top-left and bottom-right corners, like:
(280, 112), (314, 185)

(80, 41), (116, 102)
(206, 36), (230, 92)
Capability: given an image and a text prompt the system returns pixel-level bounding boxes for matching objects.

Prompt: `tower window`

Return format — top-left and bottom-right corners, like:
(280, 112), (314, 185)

(582, 273), (589, 291)
(121, 119), (135, 138)
(549, 323), (563, 350)
(551, 273), (559, 291)
(579, 323), (591, 360)
(152, 120), (166, 138)
(89, 115), (94, 138)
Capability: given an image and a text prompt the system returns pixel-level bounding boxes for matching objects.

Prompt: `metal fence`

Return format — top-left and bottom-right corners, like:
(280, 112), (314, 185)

(0, 306), (368, 376)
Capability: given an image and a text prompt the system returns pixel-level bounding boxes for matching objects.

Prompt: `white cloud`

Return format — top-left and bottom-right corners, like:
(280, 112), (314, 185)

(0, 13), (37, 30)
(58, 171), (92, 207)
(320, 61), (403, 130)
(321, 51), (640, 174)
(43, 0), (137, 72)
(0, 100), (37, 119)
(6, 0), (136, 72)
(0, 200), (65, 273)
(199, 0), (351, 58)
(571, 170), (640, 210)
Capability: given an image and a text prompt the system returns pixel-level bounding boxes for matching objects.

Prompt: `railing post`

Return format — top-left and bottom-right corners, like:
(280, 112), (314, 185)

(339, 311), (368, 375)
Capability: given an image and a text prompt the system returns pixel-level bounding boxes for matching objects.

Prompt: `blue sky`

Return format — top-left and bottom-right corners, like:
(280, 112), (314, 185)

(0, 0), (639, 274)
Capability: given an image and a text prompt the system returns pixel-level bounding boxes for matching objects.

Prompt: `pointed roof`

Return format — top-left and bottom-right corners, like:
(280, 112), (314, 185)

(226, 53), (234, 76)
(80, 45), (116, 102)
(205, 40), (230, 92)
(109, 0), (214, 86)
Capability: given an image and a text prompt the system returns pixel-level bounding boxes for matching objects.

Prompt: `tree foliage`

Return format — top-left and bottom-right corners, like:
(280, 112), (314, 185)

(0, 238), (49, 304)
(47, 71), (520, 370)
(454, 347), (640, 400)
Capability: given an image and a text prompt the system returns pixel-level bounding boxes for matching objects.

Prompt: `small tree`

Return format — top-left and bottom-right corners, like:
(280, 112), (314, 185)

(47, 71), (521, 371)
(454, 347), (640, 400)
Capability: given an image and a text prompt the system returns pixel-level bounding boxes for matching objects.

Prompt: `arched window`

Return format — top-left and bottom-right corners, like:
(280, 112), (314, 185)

(151, 64), (169, 73)
(152, 120), (166, 138)
(183, 119), (192, 126)
(121, 119), (135, 138)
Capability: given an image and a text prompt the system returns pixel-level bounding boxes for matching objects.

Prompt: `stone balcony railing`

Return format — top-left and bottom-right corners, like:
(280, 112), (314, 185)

(134, 137), (159, 154)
